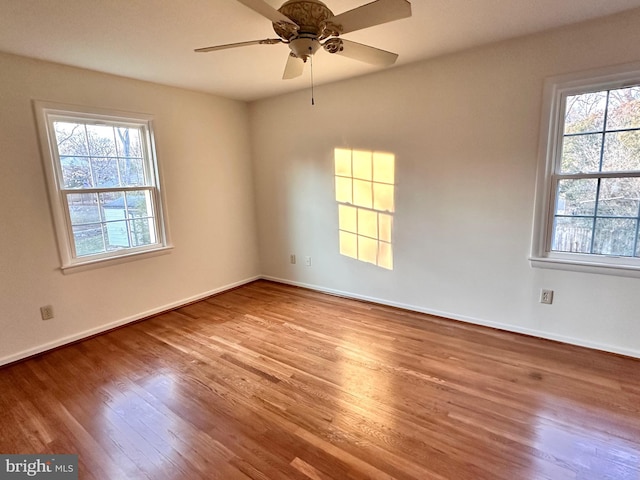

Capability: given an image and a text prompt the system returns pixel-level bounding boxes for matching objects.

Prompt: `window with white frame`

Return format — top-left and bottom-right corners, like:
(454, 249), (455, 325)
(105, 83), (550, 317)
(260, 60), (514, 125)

(531, 65), (640, 274)
(35, 102), (170, 270)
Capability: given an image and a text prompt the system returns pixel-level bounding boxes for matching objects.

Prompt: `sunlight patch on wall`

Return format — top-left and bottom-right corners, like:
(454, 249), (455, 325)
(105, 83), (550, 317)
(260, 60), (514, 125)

(335, 148), (395, 270)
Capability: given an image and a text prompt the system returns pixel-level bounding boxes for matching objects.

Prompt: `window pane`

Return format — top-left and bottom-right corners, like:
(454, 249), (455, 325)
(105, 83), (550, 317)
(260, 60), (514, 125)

(115, 127), (143, 157)
(92, 157), (120, 187)
(67, 193), (100, 225)
(73, 223), (106, 257)
(100, 192), (125, 218)
(560, 133), (602, 173)
(54, 122), (88, 156)
(556, 179), (597, 216)
(593, 218), (637, 256)
(86, 124), (116, 157)
(119, 157), (145, 186)
(597, 178), (640, 217)
(563, 91), (607, 134)
(60, 156), (93, 188)
(126, 191), (153, 217)
(105, 220), (130, 249)
(552, 217), (593, 253)
(602, 131), (640, 172)
(129, 218), (155, 246)
(352, 150), (372, 181)
(606, 86), (640, 130)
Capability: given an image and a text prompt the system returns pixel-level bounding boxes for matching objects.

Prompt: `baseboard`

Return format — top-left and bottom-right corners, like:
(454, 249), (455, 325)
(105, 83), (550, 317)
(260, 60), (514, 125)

(0, 275), (261, 367)
(261, 275), (640, 360)
(5, 274), (637, 367)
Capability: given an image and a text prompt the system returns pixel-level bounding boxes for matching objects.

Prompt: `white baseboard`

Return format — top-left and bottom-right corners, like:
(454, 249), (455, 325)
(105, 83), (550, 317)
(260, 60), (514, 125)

(4, 274), (637, 367)
(261, 275), (640, 360)
(0, 275), (261, 367)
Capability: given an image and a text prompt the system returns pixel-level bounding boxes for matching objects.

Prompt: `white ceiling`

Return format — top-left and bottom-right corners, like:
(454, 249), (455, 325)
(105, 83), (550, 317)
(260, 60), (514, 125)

(1, 0), (640, 102)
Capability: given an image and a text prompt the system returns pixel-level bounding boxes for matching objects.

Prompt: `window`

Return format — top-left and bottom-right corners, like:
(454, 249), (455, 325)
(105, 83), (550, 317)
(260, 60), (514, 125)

(531, 64), (640, 275)
(35, 102), (170, 271)
(334, 148), (395, 270)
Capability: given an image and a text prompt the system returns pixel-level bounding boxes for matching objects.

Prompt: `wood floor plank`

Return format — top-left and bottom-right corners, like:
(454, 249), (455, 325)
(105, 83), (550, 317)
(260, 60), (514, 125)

(1, 280), (639, 479)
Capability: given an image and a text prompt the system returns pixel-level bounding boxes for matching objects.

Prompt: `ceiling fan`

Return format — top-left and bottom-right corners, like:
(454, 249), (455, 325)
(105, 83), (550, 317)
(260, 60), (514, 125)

(195, 0), (412, 79)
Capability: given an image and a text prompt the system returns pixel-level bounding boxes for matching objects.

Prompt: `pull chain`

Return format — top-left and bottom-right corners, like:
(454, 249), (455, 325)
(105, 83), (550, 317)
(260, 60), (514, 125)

(310, 53), (315, 106)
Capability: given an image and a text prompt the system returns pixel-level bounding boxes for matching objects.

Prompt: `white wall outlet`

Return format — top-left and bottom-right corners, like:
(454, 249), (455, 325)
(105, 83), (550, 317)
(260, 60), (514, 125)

(305, 256), (312, 266)
(40, 305), (54, 320)
(540, 289), (554, 305)
(290, 254), (296, 264)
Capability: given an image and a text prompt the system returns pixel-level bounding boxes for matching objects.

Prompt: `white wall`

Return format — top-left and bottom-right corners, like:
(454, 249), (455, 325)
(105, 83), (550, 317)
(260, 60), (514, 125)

(250, 9), (640, 358)
(0, 53), (260, 365)
(3, 9), (639, 366)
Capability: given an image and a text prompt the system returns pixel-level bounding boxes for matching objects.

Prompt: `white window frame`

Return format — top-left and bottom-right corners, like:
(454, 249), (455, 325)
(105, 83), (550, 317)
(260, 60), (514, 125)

(34, 101), (171, 272)
(531, 62), (640, 277)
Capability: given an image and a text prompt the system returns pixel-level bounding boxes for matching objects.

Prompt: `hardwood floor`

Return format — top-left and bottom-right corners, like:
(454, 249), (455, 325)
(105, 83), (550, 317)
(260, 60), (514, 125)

(1, 280), (639, 479)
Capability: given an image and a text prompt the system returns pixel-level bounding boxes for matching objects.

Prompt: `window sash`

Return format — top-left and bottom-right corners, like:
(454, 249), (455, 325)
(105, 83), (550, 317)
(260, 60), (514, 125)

(547, 86), (640, 257)
(61, 186), (162, 257)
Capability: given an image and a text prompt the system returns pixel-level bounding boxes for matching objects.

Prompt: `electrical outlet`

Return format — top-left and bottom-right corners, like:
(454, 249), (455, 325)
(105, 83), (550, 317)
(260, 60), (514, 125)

(40, 305), (54, 320)
(290, 254), (296, 264)
(305, 256), (312, 266)
(540, 289), (554, 305)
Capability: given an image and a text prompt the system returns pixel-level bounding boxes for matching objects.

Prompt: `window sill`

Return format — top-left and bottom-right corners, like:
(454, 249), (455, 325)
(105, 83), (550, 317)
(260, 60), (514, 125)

(61, 245), (173, 274)
(530, 255), (640, 278)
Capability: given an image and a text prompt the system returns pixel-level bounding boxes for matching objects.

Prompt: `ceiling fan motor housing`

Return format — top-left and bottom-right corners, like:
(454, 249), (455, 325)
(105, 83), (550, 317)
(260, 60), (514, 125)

(274, 0), (334, 39)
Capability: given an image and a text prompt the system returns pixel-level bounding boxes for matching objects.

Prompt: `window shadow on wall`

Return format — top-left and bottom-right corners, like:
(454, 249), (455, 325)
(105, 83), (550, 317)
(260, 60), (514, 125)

(334, 148), (395, 270)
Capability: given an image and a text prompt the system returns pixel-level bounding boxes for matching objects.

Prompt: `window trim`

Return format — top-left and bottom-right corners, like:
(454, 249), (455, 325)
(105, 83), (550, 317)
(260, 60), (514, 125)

(531, 62), (640, 277)
(34, 101), (172, 272)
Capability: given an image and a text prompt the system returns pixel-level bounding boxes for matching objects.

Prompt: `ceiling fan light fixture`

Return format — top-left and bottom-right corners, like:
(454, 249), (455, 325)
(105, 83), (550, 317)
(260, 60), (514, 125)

(289, 36), (321, 61)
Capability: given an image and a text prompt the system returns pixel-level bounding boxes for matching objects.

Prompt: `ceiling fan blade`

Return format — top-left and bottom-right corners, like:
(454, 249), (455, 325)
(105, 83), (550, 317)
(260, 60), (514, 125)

(327, 39), (398, 66)
(283, 54), (305, 80)
(194, 38), (283, 53)
(236, 0), (299, 30)
(327, 0), (411, 35)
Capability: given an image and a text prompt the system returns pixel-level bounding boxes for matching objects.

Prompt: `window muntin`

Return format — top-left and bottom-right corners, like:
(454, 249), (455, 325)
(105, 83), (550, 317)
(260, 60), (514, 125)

(36, 103), (169, 269)
(551, 86), (640, 259)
